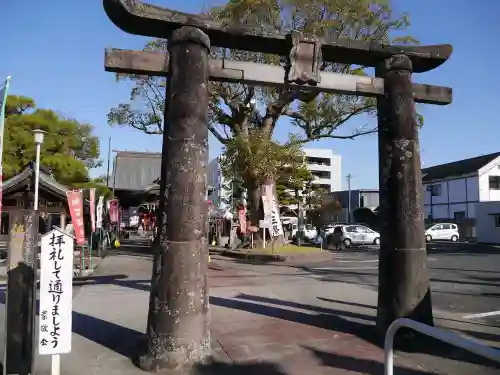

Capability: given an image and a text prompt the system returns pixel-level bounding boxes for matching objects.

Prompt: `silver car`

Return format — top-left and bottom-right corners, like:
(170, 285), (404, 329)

(327, 224), (380, 248)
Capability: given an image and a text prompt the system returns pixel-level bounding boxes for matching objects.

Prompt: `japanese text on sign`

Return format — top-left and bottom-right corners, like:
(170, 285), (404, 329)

(38, 230), (74, 355)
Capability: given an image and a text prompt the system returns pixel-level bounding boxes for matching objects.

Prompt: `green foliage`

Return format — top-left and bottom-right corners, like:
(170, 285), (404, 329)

(108, 0), (419, 142)
(4, 95), (101, 186)
(220, 132), (307, 185)
(107, 0), (420, 220)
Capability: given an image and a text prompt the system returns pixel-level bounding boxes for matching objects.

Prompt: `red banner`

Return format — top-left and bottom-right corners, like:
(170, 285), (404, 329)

(109, 199), (119, 223)
(66, 190), (85, 245)
(238, 206), (247, 234)
(89, 188), (96, 233)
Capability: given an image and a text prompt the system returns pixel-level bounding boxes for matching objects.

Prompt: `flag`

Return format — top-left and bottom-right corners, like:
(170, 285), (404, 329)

(89, 188), (96, 233)
(0, 76), (12, 231)
(66, 190), (85, 245)
(96, 196), (104, 229)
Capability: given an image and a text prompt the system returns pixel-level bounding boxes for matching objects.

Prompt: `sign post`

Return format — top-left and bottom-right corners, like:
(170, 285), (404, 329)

(39, 229), (74, 375)
(259, 220), (270, 249)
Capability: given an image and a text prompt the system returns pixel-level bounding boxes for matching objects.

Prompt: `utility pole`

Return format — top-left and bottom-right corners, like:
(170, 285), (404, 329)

(346, 173), (352, 223)
(106, 137), (111, 187)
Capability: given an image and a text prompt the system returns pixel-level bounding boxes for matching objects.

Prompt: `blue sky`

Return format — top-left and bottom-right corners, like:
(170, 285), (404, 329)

(1, 0), (498, 189)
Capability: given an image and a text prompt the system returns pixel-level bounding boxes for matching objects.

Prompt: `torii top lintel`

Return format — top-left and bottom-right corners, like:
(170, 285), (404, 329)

(104, 0), (452, 74)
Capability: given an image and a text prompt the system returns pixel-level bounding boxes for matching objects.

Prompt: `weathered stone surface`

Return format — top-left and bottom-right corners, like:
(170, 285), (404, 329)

(376, 55), (433, 334)
(103, 0), (452, 73)
(139, 26), (211, 372)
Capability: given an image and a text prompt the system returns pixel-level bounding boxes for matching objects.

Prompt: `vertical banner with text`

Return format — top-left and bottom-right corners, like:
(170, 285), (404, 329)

(96, 196), (104, 229)
(262, 183), (284, 238)
(89, 188), (96, 233)
(237, 205), (247, 234)
(66, 190), (85, 245)
(108, 199), (119, 224)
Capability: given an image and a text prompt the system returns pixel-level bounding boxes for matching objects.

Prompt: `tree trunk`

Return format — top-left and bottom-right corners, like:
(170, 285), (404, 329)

(139, 26), (211, 372)
(244, 175), (285, 246)
(376, 55), (433, 338)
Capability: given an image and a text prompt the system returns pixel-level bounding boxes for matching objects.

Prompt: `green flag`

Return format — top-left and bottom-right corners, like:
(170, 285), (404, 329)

(0, 76), (11, 224)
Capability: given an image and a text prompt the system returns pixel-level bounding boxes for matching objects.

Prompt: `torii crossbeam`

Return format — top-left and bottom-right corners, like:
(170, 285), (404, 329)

(105, 48), (452, 105)
(102, 0), (453, 372)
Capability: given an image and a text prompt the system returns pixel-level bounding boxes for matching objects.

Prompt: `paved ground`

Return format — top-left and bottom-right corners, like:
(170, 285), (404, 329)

(0, 238), (498, 374)
(303, 241), (500, 329)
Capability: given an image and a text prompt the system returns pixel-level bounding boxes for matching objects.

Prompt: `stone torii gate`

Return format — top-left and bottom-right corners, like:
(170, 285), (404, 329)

(102, 0), (453, 371)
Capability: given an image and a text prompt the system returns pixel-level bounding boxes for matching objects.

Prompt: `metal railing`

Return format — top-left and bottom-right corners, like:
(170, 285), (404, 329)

(385, 318), (500, 375)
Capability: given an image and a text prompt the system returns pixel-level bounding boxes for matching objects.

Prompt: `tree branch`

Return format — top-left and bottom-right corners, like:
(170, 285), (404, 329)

(295, 127), (377, 144)
(207, 123), (228, 144)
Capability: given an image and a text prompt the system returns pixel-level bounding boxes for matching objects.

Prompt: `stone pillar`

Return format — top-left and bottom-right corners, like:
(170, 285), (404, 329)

(60, 213), (66, 230)
(2, 210), (38, 375)
(376, 54), (433, 335)
(139, 26), (211, 372)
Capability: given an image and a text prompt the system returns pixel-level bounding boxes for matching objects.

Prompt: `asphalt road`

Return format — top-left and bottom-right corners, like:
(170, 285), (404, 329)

(303, 241), (500, 328)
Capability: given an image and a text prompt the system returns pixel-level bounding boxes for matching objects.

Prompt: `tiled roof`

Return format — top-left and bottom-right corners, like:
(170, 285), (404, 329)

(110, 151), (162, 191)
(422, 152), (500, 182)
(3, 163), (69, 198)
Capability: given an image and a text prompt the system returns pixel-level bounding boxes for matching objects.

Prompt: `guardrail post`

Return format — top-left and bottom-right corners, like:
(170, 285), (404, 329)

(384, 318), (500, 375)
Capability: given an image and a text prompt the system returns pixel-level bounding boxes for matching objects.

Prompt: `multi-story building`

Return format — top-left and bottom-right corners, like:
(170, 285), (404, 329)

(303, 148), (342, 193)
(207, 148), (342, 211)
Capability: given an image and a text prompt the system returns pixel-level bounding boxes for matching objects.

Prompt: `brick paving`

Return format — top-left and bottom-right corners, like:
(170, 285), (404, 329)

(5, 241), (495, 375)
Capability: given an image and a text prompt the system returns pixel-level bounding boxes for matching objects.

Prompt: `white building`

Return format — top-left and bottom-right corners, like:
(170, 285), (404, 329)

(302, 148), (342, 193)
(476, 201), (500, 244)
(207, 148), (342, 210)
(423, 152), (500, 237)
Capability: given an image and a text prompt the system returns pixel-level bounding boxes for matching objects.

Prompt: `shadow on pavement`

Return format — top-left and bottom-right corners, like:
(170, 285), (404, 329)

(209, 295), (373, 337)
(305, 346), (436, 375)
(215, 293), (500, 371)
(426, 243), (500, 255)
(72, 310), (142, 358)
(317, 296), (375, 310)
(459, 329), (500, 345)
(107, 239), (153, 259)
(192, 361), (287, 375)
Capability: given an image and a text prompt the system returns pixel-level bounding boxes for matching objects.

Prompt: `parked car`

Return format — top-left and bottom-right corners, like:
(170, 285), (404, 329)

(326, 224), (380, 248)
(425, 223), (459, 242)
(292, 224), (318, 241)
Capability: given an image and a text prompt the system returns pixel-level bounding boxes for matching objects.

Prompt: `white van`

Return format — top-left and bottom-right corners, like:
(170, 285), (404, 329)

(425, 223), (459, 242)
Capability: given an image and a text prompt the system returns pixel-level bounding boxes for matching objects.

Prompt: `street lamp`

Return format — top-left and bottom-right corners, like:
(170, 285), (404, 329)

(33, 129), (45, 211)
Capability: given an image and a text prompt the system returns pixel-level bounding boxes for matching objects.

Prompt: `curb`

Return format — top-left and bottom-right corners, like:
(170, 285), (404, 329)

(210, 248), (286, 262)
(209, 247), (335, 263)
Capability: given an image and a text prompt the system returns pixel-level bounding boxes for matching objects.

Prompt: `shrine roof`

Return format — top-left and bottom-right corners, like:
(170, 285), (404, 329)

(110, 151), (162, 191)
(3, 162), (69, 198)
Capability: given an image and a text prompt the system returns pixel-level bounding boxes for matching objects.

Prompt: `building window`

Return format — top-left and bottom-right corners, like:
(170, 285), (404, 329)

(489, 176), (500, 190)
(305, 157), (331, 166)
(311, 170), (331, 179)
(428, 184), (441, 196)
(494, 215), (500, 228)
(454, 211), (466, 221)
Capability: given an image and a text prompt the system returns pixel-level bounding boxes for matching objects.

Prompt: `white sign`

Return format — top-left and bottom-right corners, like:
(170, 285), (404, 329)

(262, 183), (284, 238)
(39, 230), (74, 355)
(269, 194), (284, 237)
(259, 220), (270, 228)
(96, 196), (104, 229)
